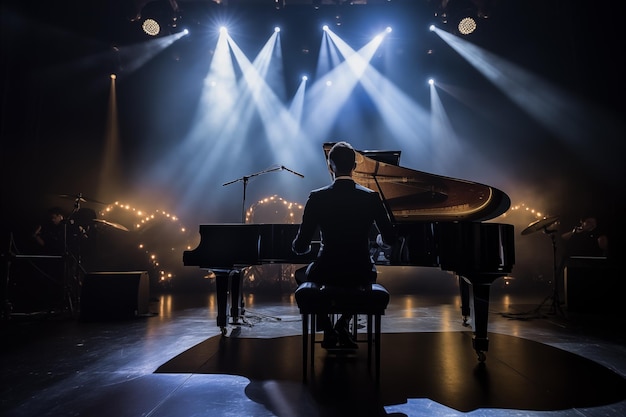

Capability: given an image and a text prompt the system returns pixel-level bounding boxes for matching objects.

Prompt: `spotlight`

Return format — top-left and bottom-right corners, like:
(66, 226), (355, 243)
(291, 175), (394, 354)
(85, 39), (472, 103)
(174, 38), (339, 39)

(274, 27), (280, 33)
(428, 78), (434, 85)
(429, 24), (436, 32)
(302, 75), (308, 81)
(322, 25), (329, 31)
(458, 17), (477, 35)
(142, 18), (160, 36)
(182, 28), (189, 35)
(110, 74), (117, 80)
(385, 27), (392, 33)
(219, 26), (228, 34)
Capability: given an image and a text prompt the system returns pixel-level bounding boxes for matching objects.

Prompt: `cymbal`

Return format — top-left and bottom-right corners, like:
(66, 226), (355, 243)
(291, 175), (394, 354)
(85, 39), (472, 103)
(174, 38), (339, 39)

(93, 219), (129, 231)
(58, 194), (107, 205)
(521, 216), (559, 235)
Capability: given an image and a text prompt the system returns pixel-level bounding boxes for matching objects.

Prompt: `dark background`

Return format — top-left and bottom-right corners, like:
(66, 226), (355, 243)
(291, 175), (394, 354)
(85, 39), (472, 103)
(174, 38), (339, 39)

(1, 0), (624, 291)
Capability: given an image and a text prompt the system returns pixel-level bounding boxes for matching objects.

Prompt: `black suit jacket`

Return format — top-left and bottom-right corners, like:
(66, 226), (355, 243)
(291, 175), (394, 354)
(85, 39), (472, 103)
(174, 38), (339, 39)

(292, 178), (395, 286)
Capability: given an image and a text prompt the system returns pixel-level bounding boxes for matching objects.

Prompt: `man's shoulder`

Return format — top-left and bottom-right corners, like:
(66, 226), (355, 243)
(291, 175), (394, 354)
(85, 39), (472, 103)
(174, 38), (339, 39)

(354, 183), (376, 194)
(309, 181), (378, 198)
(310, 184), (333, 195)
(311, 181), (377, 195)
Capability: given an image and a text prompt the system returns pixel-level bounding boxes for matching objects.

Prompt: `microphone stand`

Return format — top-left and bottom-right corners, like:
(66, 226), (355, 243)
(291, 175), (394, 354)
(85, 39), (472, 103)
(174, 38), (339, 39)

(221, 165), (304, 330)
(222, 165), (304, 223)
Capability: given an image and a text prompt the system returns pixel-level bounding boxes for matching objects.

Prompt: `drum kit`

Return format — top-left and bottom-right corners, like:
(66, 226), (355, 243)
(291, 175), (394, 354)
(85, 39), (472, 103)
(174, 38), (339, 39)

(57, 193), (128, 232)
(521, 216), (559, 236)
(2, 192), (132, 319)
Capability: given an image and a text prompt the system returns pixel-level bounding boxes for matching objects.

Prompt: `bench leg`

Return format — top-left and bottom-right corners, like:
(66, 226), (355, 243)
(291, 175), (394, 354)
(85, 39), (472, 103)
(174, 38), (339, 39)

(310, 314), (316, 372)
(302, 313), (308, 381)
(375, 314), (381, 384)
(367, 314), (373, 370)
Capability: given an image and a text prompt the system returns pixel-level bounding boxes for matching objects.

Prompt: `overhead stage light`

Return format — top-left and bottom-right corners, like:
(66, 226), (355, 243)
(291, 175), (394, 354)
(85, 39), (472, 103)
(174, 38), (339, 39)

(142, 18), (161, 36)
(458, 17), (477, 35)
(433, 0), (486, 35)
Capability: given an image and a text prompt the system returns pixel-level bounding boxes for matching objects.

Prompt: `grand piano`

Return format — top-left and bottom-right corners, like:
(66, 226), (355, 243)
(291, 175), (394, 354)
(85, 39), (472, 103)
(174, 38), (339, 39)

(184, 143), (515, 361)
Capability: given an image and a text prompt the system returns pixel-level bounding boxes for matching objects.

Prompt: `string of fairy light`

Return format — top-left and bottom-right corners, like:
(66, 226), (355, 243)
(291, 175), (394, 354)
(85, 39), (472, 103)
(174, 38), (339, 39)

(500, 203), (550, 222)
(99, 201), (195, 284)
(95, 199), (548, 286)
(245, 195), (304, 224)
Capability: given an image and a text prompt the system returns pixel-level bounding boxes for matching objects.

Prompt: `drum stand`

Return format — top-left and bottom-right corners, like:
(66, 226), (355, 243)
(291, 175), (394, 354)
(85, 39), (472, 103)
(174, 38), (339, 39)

(534, 228), (565, 316)
(505, 216), (565, 320)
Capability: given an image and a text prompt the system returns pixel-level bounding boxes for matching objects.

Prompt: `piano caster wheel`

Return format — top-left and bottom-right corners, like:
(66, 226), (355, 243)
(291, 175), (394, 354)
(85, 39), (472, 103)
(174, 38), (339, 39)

(476, 351), (486, 362)
(220, 327), (227, 336)
(462, 316), (470, 327)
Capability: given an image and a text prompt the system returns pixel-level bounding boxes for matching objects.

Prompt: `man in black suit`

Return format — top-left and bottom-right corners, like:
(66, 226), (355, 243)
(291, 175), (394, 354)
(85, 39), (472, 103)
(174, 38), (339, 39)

(292, 141), (396, 349)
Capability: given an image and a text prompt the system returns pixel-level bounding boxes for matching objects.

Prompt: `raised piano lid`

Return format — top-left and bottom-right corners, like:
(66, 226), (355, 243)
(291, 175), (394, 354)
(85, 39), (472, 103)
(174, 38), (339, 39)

(323, 143), (511, 222)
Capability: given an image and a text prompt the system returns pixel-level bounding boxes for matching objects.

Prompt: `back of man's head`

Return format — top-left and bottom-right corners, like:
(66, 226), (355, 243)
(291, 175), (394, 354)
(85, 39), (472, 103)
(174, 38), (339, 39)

(328, 141), (356, 175)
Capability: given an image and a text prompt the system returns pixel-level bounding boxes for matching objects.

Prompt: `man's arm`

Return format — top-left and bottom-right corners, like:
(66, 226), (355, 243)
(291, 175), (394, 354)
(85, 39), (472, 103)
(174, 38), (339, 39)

(292, 194), (318, 255)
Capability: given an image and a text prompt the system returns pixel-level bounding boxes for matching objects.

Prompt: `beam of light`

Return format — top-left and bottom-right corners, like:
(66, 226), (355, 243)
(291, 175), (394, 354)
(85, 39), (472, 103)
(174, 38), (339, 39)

(288, 77), (307, 127)
(97, 75), (120, 201)
(302, 28), (385, 144)
(430, 79), (460, 170)
(432, 26), (625, 182)
(315, 29), (431, 166)
(265, 30), (287, 102)
(316, 31), (343, 79)
(139, 30), (316, 221)
(429, 80), (490, 177)
(327, 28), (383, 81)
(428, 80), (521, 202)
(138, 28), (240, 216)
(356, 70), (432, 165)
(116, 31), (188, 75)
(227, 32), (315, 166)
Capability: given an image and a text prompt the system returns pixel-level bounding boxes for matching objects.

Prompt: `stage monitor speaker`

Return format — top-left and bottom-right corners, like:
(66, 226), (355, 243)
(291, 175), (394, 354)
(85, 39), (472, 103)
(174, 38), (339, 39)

(81, 271), (149, 320)
(564, 257), (617, 313)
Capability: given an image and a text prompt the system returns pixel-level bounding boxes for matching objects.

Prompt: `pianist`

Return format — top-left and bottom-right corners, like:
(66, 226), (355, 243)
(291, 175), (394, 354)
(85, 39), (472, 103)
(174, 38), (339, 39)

(292, 141), (396, 349)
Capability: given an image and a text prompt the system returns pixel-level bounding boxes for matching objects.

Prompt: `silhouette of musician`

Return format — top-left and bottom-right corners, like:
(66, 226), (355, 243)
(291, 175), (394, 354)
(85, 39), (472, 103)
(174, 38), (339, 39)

(292, 141), (396, 349)
(561, 216), (608, 258)
(33, 207), (66, 255)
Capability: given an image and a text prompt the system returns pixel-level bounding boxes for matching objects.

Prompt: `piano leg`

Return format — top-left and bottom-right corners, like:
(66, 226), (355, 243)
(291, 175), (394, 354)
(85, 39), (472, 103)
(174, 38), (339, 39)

(459, 275), (471, 327)
(214, 270), (245, 334)
(465, 277), (492, 362)
(215, 273), (229, 335)
(228, 269), (244, 324)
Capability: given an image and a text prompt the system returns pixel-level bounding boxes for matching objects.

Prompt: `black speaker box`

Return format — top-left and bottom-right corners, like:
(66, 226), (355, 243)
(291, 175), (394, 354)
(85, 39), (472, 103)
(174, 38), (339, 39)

(564, 257), (618, 313)
(80, 271), (149, 320)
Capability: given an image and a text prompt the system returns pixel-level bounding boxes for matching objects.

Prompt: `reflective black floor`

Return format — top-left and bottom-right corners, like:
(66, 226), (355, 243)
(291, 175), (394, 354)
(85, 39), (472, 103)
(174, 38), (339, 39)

(1, 268), (625, 417)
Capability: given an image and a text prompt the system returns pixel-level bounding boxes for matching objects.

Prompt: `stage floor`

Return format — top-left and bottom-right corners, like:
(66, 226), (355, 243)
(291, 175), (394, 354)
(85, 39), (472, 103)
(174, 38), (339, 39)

(1, 284), (625, 417)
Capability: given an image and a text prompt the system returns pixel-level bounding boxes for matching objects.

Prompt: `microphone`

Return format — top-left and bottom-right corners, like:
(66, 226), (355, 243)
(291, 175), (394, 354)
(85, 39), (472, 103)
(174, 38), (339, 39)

(281, 165), (304, 178)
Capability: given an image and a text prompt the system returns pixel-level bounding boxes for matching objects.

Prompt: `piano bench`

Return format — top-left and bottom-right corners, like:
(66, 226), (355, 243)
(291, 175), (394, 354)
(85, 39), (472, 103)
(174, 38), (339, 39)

(294, 282), (389, 383)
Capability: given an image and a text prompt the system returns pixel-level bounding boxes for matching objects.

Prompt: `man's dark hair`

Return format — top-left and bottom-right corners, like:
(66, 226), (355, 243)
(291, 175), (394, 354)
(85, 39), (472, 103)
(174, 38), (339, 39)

(328, 141), (356, 174)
